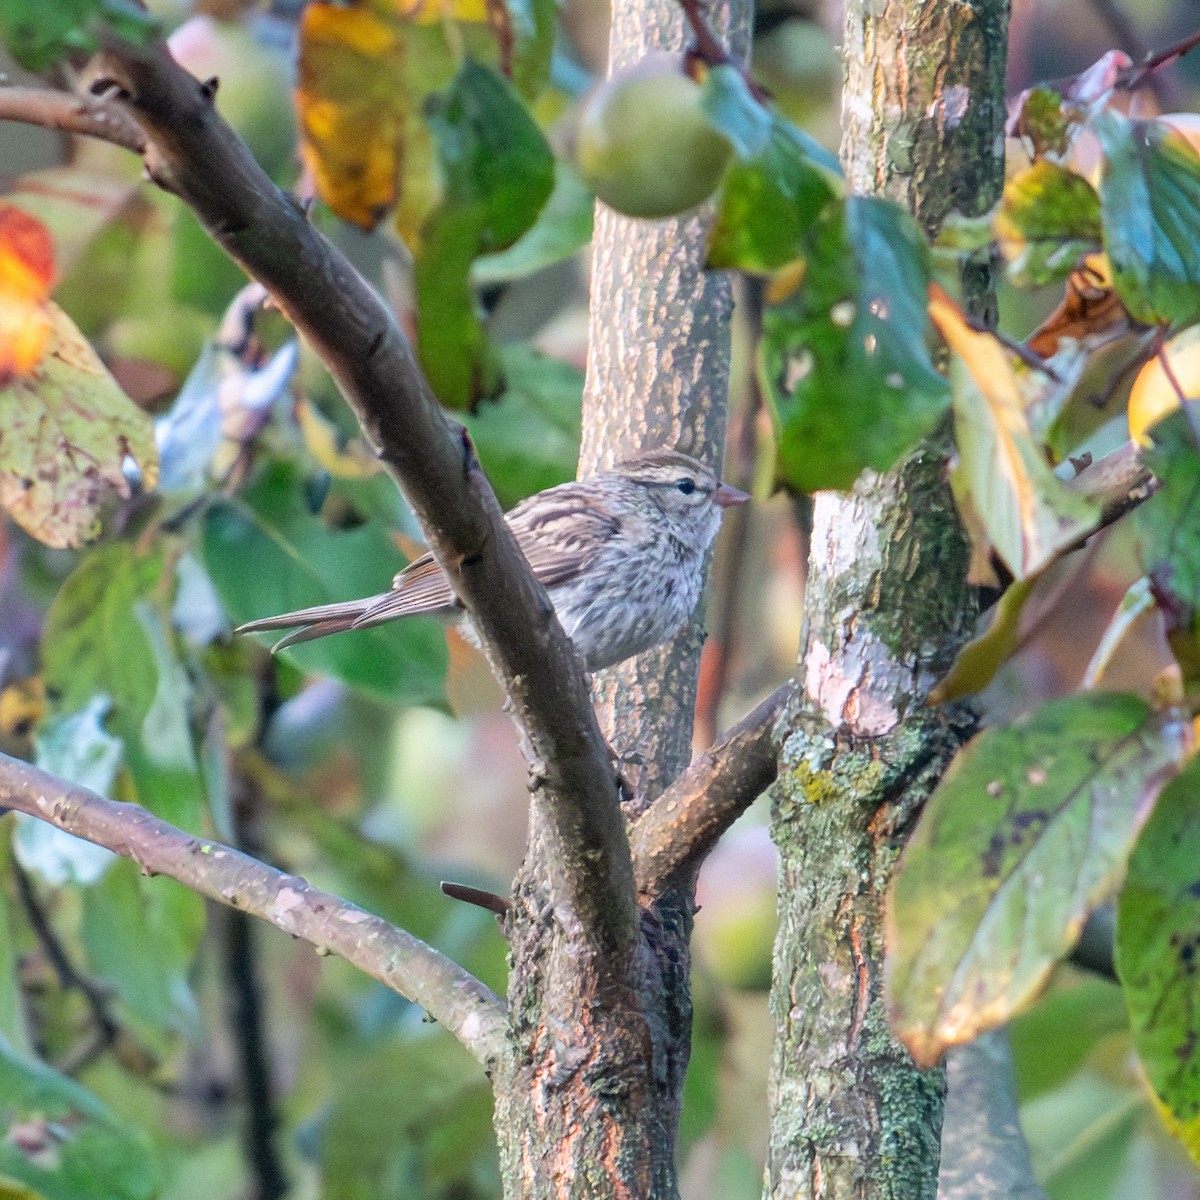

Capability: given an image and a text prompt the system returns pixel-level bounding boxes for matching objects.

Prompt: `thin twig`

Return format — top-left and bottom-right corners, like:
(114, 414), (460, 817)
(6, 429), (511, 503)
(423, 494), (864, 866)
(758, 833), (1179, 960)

(0, 754), (508, 1069)
(1154, 328), (1200, 451)
(694, 281), (763, 748)
(963, 312), (1062, 381)
(11, 857), (121, 1073)
(1117, 24), (1200, 93)
(630, 681), (791, 900)
(676, 0), (768, 100)
(0, 86), (144, 153)
(441, 881), (511, 916)
(222, 773), (287, 1200)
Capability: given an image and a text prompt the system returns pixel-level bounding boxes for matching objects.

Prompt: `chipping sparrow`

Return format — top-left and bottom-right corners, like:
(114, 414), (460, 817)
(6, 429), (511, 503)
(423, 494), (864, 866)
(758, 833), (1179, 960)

(237, 448), (749, 670)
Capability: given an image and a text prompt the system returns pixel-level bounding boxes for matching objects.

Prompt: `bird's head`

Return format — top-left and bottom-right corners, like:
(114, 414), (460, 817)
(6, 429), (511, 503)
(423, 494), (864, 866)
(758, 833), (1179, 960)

(612, 449), (749, 529)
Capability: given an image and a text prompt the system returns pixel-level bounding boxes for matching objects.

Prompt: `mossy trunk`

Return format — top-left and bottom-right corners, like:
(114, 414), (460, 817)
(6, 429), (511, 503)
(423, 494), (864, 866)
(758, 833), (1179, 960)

(766, 2), (1010, 1197)
(490, 0), (750, 1192)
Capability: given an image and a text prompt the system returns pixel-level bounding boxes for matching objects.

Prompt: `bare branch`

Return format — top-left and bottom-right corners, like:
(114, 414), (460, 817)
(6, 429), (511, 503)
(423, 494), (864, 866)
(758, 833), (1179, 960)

(0, 86), (144, 153)
(630, 681), (792, 899)
(0, 754), (508, 1068)
(55, 35), (638, 963)
(1057, 438), (1156, 558)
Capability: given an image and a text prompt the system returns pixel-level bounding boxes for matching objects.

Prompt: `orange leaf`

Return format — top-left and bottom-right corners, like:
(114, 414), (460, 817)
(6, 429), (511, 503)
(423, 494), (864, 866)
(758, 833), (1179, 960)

(0, 203), (57, 386)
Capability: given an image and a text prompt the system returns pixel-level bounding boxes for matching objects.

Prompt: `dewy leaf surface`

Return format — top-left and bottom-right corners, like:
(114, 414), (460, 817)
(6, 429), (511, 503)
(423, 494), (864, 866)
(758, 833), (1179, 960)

(1117, 753), (1200, 1163)
(887, 692), (1187, 1068)
(930, 287), (1099, 579)
(1096, 109), (1200, 328)
(761, 196), (948, 492)
(0, 302), (158, 548)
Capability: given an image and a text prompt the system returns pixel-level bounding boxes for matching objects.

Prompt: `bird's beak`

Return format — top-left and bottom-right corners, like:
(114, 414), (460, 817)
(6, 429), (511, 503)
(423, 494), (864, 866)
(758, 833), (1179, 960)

(714, 482), (750, 507)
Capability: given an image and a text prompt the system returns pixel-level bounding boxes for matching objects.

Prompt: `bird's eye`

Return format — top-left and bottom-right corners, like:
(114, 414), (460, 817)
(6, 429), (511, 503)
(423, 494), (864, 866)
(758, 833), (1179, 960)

(676, 477), (697, 495)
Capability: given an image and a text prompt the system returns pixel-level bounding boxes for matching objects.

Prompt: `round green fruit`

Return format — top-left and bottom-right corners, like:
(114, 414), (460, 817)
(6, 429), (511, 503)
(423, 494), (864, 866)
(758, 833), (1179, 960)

(574, 55), (734, 219)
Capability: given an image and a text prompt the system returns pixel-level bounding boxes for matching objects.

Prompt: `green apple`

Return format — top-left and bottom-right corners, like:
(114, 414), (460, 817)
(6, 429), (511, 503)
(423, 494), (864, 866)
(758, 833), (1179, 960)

(574, 55), (735, 219)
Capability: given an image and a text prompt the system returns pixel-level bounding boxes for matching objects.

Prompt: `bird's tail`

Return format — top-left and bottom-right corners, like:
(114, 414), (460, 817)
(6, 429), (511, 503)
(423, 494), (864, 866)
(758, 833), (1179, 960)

(235, 593), (399, 652)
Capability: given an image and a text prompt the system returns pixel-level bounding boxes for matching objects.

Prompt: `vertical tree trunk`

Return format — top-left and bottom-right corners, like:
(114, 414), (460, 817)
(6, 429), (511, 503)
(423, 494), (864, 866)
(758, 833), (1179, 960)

(766, 2), (1010, 1197)
(491, 0), (750, 1193)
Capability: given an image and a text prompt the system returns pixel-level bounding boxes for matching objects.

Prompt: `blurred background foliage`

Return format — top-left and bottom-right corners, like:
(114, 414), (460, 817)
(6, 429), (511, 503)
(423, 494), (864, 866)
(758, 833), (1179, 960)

(0, 0), (1198, 1197)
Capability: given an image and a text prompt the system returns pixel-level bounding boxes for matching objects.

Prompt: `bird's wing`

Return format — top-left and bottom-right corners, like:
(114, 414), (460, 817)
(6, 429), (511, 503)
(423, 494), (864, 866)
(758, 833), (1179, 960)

(507, 488), (621, 588)
(236, 486), (621, 651)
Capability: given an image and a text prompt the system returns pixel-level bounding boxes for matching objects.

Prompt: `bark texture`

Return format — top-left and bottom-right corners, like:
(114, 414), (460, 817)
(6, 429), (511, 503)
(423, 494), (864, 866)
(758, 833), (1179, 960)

(766, 2), (1010, 1197)
(491, 0), (750, 1191)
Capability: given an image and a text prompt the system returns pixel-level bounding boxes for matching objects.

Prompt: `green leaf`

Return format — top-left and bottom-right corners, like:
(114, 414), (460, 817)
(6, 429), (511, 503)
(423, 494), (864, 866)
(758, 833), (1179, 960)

(0, 834), (31, 1054)
(1021, 1073), (1142, 1200)
(995, 161), (1102, 287)
(1012, 86), (1073, 159)
(13, 697), (121, 886)
(887, 693), (1186, 1068)
(930, 288), (1101, 580)
(1009, 975), (1130, 1100)
(42, 544), (205, 830)
(1096, 110), (1200, 328)
(81, 860), (203, 1045)
(463, 344), (582, 506)
(700, 65), (772, 159)
(1117, 754), (1200, 1160)
(0, 0), (156, 72)
(471, 161), (594, 284)
(0, 1036), (162, 1200)
(761, 196), (949, 492)
(928, 576), (1037, 704)
(1135, 406), (1200, 617)
(316, 1032), (497, 1199)
(0, 304), (158, 549)
(202, 460), (447, 705)
(707, 117), (837, 272)
(415, 59), (555, 408)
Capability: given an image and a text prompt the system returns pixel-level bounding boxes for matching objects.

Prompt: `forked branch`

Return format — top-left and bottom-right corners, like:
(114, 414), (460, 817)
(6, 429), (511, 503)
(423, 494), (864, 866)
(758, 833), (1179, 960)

(630, 681), (792, 899)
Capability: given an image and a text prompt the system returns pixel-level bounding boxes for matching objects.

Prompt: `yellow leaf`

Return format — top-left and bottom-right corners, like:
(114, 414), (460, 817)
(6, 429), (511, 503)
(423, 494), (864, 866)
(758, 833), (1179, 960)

(0, 303), (158, 548)
(296, 396), (382, 479)
(295, 0), (496, 237)
(1128, 325), (1200, 446)
(930, 285), (1100, 579)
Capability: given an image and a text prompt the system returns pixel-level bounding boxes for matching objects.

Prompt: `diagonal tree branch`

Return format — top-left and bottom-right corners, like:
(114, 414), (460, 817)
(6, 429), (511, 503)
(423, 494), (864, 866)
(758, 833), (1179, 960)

(0, 85), (145, 152)
(0, 754), (508, 1068)
(629, 681), (791, 900)
(27, 33), (638, 964)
